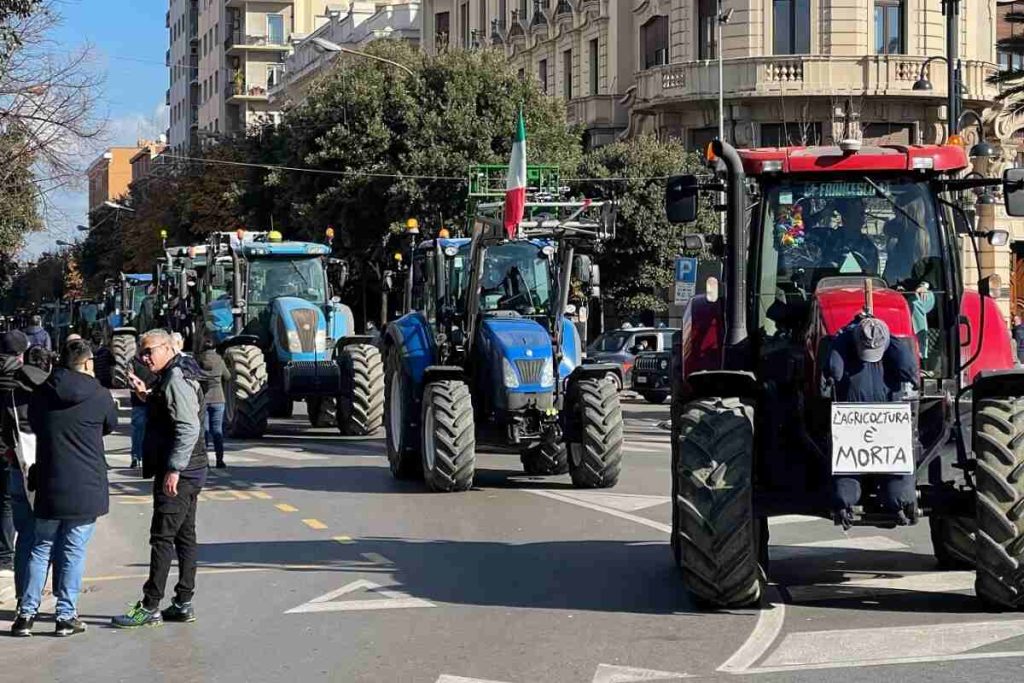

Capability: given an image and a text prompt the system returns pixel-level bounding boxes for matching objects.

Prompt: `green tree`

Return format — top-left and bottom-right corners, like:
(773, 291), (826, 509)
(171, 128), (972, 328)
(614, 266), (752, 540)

(576, 136), (714, 317)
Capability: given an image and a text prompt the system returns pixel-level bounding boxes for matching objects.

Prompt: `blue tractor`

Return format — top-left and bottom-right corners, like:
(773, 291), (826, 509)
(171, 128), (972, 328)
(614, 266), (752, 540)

(200, 230), (384, 438)
(102, 272), (154, 388)
(383, 170), (623, 492)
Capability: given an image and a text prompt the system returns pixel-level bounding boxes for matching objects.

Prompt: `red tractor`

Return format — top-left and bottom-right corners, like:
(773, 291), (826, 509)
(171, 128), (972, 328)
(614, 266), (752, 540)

(665, 139), (1024, 609)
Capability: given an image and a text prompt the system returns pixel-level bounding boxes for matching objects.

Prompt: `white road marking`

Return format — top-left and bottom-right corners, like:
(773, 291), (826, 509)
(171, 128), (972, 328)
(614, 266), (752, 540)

(772, 535), (907, 560)
(716, 585), (787, 674)
(555, 491), (669, 513)
(435, 676), (511, 683)
(591, 663), (693, 682)
(754, 619), (1024, 673)
(244, 447), (328, 461)
(286, 579), (435, 614)
(360, 552), (393, 566)
(526, 489), (671, 534)
(767, 514), (823, 526)
(786, 570), (975, 603)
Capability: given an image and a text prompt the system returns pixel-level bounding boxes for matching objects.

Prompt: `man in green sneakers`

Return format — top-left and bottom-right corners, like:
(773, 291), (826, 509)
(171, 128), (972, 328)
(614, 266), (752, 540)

(112, 330), (207, 629)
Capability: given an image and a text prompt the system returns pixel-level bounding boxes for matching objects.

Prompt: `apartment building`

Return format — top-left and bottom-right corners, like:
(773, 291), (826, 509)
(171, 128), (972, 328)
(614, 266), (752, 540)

(166, 0), (200, 154)
(130, 139), (171, 186)
(87, 145), (149, 213)
(270, 2), (421, 107)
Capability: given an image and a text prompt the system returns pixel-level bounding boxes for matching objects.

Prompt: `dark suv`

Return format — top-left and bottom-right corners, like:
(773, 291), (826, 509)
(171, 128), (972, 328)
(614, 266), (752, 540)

(631, 348), (672, 404)
(586, 327), (677, 392)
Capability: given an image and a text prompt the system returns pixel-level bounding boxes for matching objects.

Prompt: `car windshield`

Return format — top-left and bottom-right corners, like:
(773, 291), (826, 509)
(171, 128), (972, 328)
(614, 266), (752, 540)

(591, 332), (631, 353)
(248, 257), (327, 304)
(449, 241), (554, 316)
(757, 177), (949, 374)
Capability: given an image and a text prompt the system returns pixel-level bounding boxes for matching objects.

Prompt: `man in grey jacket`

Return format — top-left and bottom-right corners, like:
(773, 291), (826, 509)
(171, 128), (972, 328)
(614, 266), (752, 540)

(112, 329), (207, 628)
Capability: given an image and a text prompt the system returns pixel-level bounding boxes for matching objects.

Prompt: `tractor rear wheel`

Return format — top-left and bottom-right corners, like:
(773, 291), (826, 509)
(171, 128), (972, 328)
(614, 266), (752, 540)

(307, 397), (337, 428)
(421, 380), (475, 492)
(337, 344), (384, 436)
(93, 346), (113, 388)
(224, 345), (270, 438)
(111, 334), (136, 389)
(270, 394), (294, 419)
(520, 441), (568, 476)
(673, 396), (764, 608)
(384, 345), (420, 479)
(567, 379), (624, 488)
(974, 397), (1024, 609)
(929, 514), (976, 569)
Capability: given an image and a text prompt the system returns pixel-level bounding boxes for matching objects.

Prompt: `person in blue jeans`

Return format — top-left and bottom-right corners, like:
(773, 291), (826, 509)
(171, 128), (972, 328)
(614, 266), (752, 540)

(12, 341), (118, 637)
(197, 340), (229, 468)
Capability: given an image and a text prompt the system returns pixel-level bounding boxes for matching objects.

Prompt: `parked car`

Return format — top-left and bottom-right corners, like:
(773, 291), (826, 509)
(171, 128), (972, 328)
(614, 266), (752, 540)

(631, 349), (672, 403)
(585, 326), (677, 391)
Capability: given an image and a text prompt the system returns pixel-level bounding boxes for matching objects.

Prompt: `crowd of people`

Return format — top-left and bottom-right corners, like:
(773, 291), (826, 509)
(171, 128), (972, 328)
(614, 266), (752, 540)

(0, 325), (228, 637)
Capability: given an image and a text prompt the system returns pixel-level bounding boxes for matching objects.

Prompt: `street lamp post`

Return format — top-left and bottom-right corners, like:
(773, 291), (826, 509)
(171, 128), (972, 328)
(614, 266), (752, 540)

(55, 239), (74, 352)
(310, 37), (415, 77)
(716, 4), (734, 142)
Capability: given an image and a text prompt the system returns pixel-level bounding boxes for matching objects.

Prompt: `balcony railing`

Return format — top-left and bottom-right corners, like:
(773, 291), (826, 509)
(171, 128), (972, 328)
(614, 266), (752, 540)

(226, 32), (288, 50)
(635, 55), (998, 104)
(226, 81), (270, 99)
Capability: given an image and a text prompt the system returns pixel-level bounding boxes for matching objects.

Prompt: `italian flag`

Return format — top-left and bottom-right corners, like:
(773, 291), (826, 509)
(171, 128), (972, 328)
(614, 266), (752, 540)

(503, 110), (527, 238)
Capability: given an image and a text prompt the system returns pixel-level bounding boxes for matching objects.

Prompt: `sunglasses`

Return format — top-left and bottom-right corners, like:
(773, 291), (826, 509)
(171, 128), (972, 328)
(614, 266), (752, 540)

(140, 343), (168, 358)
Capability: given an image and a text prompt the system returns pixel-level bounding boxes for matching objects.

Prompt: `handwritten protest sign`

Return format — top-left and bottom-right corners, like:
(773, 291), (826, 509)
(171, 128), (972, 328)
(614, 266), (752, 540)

(831, 403), (914, 475)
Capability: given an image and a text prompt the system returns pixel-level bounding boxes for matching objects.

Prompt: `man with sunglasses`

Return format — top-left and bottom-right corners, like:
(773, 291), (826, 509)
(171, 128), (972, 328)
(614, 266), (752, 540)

(112, 329), (207, 629)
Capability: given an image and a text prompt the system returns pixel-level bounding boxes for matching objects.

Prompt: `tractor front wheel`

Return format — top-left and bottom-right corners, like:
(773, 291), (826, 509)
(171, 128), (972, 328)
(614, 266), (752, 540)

(567, 379), (624, 489)
(307, 397), (337, 428)
(337, 344), (385, 436)
(520, 441), (568, 476)
(384, 346), (420, 480)
(673, 396), (764, 608)
(224, 345), (270, 438)
(269, 394), (294, 419)
(974, 397), (1024, 609)
(111, 334), (136, 389)
(421, 380), (475, 492)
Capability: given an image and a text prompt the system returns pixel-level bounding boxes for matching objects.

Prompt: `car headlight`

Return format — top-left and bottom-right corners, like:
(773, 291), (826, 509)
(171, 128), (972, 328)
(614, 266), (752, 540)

(502, 358), (520, 388)
(285, 330), (302, 353)
(660, 358), (669, 370)
(314, 329), (327, 353)
(540, 357), (554, 388)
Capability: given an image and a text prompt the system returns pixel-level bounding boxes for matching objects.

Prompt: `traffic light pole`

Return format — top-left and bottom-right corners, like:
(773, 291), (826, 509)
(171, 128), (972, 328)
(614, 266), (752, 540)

(944, 0), (961, 135)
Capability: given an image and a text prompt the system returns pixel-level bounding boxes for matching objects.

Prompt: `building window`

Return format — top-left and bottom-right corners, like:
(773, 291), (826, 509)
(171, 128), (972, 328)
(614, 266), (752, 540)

(539, 59), (548, 94)
(689, 126), (718, 151)
(479, 0), (488, 34)
(518, 67), (525, 81)
(267, 13), (284, 44)
(760, 122), (822, 146)
(773, 0), (810, 55)
(460, 2), (470, 48)
(874, 0), (904, 54)
(698, 0), (717, 60)
(589, 38), (599, 95)
(436, 11), (450, 51)
(563, 49), (573, 99)
(641, 16), (669, 69)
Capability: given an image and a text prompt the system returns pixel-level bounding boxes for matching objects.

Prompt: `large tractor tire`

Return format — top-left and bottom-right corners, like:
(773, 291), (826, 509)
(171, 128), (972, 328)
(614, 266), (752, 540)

(421, 380), (476, 492)
(929, 514), (976, 569)
(93, 346), (114, 388)
(337, 344), (385, 436)
(307, 397), (337, 428)
(520, 441), (569, 476)
(567, 378), (624, 489)
(673, 397), (764, 608)
(974, 397), (1024, 609)
(224, 345), (270, 438)
(111, 334), (136, 389)
(384, 346), (420, 479)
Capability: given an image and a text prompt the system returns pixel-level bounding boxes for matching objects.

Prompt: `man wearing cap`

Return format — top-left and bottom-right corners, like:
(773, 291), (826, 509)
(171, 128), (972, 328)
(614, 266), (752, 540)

(825, 315), (918, 528)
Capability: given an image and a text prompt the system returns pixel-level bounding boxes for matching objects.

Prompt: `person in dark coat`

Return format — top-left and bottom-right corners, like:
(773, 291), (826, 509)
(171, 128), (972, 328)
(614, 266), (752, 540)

(21, 316), (51, 352)
(1013, 315), (1024, 365)
(12, 340), (118, 637)
(197, 340), (229, 468)
(0, 330), (49, 610)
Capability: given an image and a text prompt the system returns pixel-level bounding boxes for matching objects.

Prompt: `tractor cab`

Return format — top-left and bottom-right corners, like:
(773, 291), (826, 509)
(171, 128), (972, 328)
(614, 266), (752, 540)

(665, 140), (1024, 610)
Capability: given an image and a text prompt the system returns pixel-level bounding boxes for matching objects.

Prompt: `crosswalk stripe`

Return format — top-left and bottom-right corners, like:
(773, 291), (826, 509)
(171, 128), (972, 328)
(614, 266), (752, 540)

(244, 447), (328, 461)
(772, 535), (907, 561)
(786, 570), (975, 603)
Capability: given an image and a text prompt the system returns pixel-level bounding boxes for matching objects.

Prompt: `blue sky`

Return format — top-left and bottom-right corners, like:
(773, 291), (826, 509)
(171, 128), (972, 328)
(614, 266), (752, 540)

(24, 0), (169, 259)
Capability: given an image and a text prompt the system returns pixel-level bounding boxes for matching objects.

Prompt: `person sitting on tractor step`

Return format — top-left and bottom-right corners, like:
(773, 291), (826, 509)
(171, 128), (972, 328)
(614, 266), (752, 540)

(825, 315), (918, 529)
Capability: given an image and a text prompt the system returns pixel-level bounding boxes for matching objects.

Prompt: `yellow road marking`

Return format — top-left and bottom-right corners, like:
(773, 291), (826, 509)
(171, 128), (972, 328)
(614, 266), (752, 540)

(275, 503), (298, 512)
(249, 490), (273, 500)
(117, 495), (151, 505)
(203, 489), (251, 502)
(302, 518), (328, 530)
(333, 535), (354, 544)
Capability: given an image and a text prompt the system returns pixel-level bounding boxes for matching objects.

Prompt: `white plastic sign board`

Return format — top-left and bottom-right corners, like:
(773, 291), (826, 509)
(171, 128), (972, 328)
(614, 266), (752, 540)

(831, 403), (914, 475)
(674, 256), (698, 306)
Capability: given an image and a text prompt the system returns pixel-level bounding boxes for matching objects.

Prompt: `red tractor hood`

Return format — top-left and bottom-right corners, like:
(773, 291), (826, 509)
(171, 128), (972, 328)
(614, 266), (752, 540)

(815, 285), (915, 338)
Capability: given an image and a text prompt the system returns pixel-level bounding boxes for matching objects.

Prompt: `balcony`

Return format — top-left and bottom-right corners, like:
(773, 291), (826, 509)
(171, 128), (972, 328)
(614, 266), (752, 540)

(566, 95), (629, 131)
(226, 32), (289, 55)
(165, 88), (170, 106)
(634, 55), (998, 107)
(226, 80), (269, 103)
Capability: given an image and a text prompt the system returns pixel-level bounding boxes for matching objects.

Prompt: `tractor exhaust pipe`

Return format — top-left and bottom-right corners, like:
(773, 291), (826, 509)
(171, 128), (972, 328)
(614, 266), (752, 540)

(712, 140), (748, 355)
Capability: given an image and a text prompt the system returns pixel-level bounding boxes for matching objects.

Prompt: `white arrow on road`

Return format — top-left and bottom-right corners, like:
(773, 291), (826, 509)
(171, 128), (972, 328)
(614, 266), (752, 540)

(286, 579), (435, 614)
(435, 664), (691, 683)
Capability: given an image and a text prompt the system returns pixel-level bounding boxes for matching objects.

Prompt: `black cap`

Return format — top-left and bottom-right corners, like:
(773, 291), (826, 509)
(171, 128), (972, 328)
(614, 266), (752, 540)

(0, 330), (29, 356)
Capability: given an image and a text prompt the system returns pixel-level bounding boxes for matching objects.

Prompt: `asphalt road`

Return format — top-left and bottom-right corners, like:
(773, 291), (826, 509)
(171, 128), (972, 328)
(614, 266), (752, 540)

(2, 395), (1024, 682)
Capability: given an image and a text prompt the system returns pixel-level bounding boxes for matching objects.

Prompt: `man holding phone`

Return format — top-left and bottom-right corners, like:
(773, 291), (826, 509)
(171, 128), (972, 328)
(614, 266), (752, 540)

(112, 329), (207, 628)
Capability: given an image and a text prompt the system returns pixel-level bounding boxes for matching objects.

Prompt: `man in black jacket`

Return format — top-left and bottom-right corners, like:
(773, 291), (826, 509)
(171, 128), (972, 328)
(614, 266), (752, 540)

(113, 329), (207, 628)
(0, 331), (32, 578)
(11, 340), (117, 637)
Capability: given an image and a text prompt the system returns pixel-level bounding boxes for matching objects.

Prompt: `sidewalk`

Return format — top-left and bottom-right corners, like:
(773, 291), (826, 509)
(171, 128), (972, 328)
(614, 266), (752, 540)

(0, 569), (13, 605)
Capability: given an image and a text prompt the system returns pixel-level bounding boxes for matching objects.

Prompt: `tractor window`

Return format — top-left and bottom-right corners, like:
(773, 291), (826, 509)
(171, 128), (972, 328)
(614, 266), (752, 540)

(410, 250), (437, 322)
(248, 257), (327, 305)
(757, 178), (948, 375)
(478, 242), (554, 316)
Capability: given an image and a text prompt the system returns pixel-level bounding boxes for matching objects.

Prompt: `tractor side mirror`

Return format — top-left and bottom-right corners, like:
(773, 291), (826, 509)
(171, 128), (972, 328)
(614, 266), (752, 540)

(979, 273), (1003, 299)
(330, 260), (349, 291)
(573, 254), (593, 284)
(666, 175), (699, 224)
(1003, 168), (1024, 217)
(211, 265), (228, 289)
(382, 270), (395, 292)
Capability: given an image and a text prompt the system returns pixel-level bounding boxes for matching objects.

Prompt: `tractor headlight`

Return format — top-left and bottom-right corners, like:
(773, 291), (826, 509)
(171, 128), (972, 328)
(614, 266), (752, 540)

(660, 359), (669, 370)
(285, 330), (302, 353)
(502, 358), (520, 388)
(540, 357), (554, 388)
(314, 329), (327, 353)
